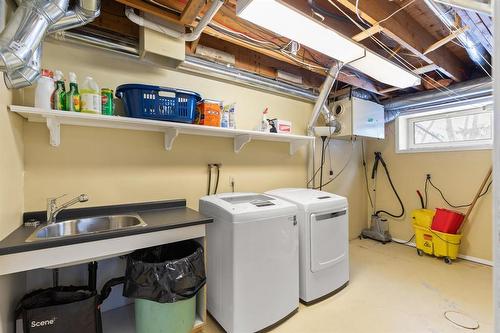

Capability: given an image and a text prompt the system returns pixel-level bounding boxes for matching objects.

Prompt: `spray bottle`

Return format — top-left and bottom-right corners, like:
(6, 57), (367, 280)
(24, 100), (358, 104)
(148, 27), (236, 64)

(66, 72), (81, 112)
(52, 70), (66, 111)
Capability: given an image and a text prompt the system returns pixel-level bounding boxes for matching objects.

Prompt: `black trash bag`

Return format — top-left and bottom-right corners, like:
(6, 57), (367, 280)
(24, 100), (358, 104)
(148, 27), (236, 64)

(123, 240), (206, 303)
(15, 286), (101, 333)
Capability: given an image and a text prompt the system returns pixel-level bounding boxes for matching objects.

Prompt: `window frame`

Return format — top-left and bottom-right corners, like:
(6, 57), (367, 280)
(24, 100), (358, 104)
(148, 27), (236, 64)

(396, 101), (493, 154)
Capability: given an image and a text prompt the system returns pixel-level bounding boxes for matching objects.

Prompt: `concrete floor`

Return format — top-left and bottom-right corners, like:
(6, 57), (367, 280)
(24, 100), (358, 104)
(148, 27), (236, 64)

(202, 239), (493, 333)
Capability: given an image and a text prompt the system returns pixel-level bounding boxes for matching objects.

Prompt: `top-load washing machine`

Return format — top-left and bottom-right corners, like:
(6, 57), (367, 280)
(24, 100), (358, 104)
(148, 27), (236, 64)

(199, 193), (299, 333)
(266, 188), (349, 303)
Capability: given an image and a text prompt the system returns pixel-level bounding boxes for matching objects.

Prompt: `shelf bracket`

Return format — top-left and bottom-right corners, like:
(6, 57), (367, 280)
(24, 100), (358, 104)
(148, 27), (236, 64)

(289, 140), (307, 155)
(164, 128), (179, 151)
(46, 117), (61, 147)
(234, 134), (252, 153)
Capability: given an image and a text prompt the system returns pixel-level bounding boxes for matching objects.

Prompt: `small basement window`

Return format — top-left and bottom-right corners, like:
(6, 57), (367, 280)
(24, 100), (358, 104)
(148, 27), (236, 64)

(396, 102), (493, 153)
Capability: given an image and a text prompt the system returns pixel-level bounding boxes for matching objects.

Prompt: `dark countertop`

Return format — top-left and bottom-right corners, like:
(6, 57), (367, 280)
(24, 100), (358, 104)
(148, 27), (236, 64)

(0, 199), (212, 256)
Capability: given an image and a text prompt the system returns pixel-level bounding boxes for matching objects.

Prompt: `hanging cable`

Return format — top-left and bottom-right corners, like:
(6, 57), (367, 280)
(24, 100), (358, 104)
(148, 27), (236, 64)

(213, 164), (221, 195)
(207, 164), (213, 195)
(314, 140), (355, 189)
(426, 177), (492, 209)
(362, 140), (374, 209)
(373, 152), (405, 218)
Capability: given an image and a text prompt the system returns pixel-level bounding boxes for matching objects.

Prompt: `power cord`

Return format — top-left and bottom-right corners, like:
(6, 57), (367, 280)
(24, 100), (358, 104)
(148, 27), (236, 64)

(426, 177), (492, 209)
(362, 140), (374, 209)
(213, 164), (221, 195)
(207, 164), (213, 196)
(374, 152), (405, 219)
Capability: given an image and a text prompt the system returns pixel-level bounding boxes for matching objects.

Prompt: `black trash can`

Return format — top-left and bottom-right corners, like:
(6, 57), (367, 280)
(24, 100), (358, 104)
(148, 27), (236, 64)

(123, 240), (206, 333)
(15, 286), (101, 333)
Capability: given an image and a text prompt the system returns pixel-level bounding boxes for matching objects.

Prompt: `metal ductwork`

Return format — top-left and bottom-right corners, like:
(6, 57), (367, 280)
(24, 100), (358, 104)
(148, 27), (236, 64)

(0, 0), (100, 89)
(0, 0), (68, 73)
(424, 0), (488, 67)
(49, 0), (101, 32)
(4, 44), (41, 88)
(125, 0), (224, 42)
(382, 77), (492, 122)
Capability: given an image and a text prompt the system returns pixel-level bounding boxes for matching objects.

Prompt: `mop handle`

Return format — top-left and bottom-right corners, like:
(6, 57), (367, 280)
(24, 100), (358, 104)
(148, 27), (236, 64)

(459, 166), (492, 233)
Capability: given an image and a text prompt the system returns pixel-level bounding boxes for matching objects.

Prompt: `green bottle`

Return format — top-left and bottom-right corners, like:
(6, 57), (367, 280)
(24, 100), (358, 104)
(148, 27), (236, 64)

(52, 70), (66, 111)
(66, 72), (81, 112)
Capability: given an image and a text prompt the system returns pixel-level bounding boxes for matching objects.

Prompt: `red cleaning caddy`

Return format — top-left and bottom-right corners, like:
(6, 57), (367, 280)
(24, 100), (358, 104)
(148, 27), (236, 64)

(431, 208), (465, 234)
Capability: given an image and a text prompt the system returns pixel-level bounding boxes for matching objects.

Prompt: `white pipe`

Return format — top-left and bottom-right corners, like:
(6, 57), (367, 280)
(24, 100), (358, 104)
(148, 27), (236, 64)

(125, 0), (224, 42)
(307, 63), (341, 131)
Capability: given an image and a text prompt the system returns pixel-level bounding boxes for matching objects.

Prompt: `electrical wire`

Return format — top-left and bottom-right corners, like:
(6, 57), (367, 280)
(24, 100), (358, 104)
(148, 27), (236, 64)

(362, 140), (374, 209)
(313, 140), (355, 189)
(392, 234), (415, 245)
(213, 164), (220, 194)
(426, 177), (492, 209)
(325, 0), (475, 101)
(207, 164), (213, 196)
(374, 154), (405, 218)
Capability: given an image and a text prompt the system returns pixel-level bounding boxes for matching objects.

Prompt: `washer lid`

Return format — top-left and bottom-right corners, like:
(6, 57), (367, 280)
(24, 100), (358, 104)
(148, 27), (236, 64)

(266, 188), (347, 211)
(199, 192), (297, 223)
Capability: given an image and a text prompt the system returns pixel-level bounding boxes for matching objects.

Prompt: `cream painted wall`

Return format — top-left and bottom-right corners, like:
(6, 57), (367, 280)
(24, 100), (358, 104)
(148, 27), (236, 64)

(366, 122), (492, 261)
(20, 41), (368, 239)
(315, 138), (368, 239)
(0, 35), (26, 333)
(20, 42), (314, 211)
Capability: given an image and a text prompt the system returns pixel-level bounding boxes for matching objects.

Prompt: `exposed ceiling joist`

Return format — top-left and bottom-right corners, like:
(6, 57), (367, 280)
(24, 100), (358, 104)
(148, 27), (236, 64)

(335, 0), (467, 82)
(180, 0), (207, 25)
(352, 24), (383, 42)
(423, 25), (469, 55)
(413, 64), (439, 74)
(202, 26), (381, 94)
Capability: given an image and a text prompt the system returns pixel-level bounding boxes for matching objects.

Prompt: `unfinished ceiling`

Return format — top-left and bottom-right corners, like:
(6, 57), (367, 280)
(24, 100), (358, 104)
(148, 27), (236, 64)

(72, 0), (493, 99)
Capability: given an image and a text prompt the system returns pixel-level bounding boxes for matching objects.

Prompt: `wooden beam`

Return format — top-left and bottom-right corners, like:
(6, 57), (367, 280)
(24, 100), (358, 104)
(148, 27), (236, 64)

(335, 0), (467, 82)
(352, 24), (383, 42)
(412, 64), (439, 74)
(202, 26), (381, 94)
(180, 0), (206, 25)
(423, 26), (470, 55)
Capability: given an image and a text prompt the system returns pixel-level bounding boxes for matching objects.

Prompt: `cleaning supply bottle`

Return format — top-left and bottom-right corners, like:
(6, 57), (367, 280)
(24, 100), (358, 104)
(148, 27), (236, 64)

(81, 76), (101, 114)
(35, 69), (54, 111)
(260, 107), (269, 132)
(66, 72), (81, 112)
(52, 70), (66, 111)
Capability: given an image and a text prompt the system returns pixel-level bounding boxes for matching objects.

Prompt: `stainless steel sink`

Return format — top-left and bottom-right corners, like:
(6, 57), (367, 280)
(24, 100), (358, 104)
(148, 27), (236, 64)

(26, 215), (147, 242)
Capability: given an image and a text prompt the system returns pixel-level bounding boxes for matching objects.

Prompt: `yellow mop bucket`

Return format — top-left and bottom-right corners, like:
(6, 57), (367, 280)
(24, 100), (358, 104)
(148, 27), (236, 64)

(413, 223), (462, 264)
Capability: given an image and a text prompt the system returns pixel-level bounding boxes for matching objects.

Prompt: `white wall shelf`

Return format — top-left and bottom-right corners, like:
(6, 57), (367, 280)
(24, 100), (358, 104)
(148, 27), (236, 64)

(9, 106), (313, 155)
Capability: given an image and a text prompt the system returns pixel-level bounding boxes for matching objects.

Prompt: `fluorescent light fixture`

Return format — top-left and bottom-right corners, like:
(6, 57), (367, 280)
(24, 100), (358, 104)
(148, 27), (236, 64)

(349, 50), (422, 89)
(236, 0), (421, 89)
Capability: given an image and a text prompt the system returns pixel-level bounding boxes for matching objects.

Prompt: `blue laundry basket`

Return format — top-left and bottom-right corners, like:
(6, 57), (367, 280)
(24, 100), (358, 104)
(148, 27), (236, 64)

(116, 84), (201, 123)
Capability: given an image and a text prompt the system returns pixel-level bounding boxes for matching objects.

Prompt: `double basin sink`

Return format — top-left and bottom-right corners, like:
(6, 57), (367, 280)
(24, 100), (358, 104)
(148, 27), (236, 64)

(26, 215), (147, 242)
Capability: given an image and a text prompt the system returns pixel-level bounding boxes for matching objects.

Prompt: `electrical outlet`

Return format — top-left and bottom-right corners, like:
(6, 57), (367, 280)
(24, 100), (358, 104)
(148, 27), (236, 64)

(426, 173), (431, 180)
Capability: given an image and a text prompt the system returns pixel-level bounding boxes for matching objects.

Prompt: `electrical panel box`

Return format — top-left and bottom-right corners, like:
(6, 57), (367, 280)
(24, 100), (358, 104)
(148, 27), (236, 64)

(330, 97), (385, 139)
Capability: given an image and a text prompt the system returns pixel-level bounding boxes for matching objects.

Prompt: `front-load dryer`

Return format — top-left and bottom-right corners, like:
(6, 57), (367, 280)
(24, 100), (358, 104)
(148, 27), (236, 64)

(199, 193), (299, 333)
(266, 188), (349, 303)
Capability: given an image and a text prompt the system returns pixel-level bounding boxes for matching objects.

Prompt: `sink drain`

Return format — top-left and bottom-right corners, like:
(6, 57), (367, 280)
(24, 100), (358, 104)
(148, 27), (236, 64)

(444, 311), (479, 330)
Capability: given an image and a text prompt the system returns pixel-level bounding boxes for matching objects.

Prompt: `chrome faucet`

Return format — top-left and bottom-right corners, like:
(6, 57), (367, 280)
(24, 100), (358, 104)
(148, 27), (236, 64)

(46, 194), (89, 225)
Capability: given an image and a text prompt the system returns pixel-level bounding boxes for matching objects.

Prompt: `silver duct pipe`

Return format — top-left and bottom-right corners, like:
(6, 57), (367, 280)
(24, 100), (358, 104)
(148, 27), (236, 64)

(125, 0), (224, 42)
(181, 56), (317, 102)
(1, 0), (100, 88)
(0, 0), (68, 72)
(383, 77), (492, 113)
(424, 0), (488, 67)
(307, 64), (341, 131)
(4, 44), (41, 88)
(433, 0), (492, 15)
(48, 31), (318, 101)
(49, 0), (101, 32)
